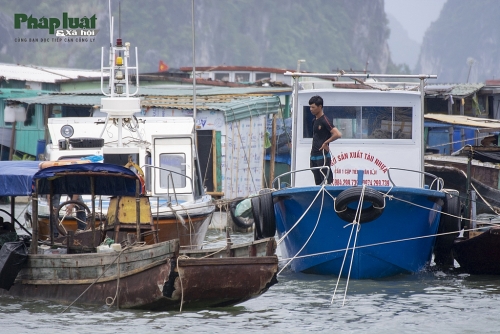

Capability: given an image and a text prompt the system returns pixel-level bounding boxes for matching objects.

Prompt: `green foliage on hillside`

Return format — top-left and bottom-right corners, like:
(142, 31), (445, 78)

(417, 0), (500, 82)
(1, 0), (400, 74)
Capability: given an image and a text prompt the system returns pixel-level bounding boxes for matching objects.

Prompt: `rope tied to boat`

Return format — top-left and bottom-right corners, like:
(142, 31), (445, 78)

(176, 254), (190, 312)
(332, 184), (366, 307)
(277, 182), (329, 275)
(60, 241), (144, 313)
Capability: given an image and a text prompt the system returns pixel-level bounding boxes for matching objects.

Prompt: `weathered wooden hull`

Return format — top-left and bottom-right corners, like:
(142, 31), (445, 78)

(168, 256), (278, 309)
(0, 238), (279, 310)
(162, 237), (279, 309)
(0, 239), (179, 310)
(453, 227), (500, 275)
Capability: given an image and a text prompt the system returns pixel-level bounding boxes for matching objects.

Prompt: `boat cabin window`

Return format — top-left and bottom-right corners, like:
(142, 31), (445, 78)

(159, 153), (187, 189)
(303, 106), (413, 139)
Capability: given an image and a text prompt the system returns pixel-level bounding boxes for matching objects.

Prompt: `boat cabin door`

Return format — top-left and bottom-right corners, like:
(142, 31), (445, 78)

(151, 136), (194, 196)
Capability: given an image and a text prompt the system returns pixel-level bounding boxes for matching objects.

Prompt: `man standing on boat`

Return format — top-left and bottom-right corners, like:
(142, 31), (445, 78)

(309, 95), (342, 185)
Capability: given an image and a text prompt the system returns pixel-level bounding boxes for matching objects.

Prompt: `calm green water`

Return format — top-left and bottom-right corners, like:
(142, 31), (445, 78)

(2, 208), (500, 333)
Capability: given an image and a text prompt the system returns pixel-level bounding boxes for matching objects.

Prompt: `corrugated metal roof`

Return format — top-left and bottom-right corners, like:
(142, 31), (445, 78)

(425, 83), (484, 98)
(7, 94), (102, 106)
(0, 63), (106, 83)
(0, 88), (51, 100)
(7, 90), (282, 120)
(215, 96), (281, 122)
(53, 84), (292, 96)
(425, 114), (500, 130)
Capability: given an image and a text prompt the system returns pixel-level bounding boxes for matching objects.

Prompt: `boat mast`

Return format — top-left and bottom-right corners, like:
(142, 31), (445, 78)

(99, 0), (142, 146)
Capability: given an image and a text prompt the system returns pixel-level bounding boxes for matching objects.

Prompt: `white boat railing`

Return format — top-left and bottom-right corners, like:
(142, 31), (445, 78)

(272, 167), (332, 189)
(387, 167), (444, 191)
(272, 167), (445, 191)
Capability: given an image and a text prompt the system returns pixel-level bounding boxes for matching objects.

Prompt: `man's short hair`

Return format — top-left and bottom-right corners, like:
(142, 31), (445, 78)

(309, 95), (323, 107)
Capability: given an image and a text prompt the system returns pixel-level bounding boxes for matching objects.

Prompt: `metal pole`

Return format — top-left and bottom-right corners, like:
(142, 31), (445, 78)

(420, 77), (425, 187)
(291, 74), (299, 187)
(283, 72), (437, 80)
(136, 179), (141, 241)
(31, 181), (39, 255)
(191, 0), (197, 123)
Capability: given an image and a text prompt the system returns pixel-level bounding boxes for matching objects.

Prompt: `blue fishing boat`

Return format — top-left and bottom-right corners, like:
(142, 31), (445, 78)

(262, 73), (461, 279)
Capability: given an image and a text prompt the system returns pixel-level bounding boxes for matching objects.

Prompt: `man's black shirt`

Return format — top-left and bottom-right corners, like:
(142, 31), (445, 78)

(311, 114), (335, 156)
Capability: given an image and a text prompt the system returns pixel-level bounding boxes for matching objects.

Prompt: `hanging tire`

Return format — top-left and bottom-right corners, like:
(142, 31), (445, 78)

(251, 189), (276, 240)
(434, 189), (461, 267)
(335, 187), (385, 223)
(229, 197), (254, 229)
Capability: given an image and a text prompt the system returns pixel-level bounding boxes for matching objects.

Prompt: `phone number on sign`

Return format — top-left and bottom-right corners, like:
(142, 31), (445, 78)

(332, 179), (389, 186)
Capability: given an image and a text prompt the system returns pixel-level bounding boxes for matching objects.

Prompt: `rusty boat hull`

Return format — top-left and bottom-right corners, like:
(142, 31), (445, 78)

(0, 239), (180, 310)
(165, 237), (279, 309)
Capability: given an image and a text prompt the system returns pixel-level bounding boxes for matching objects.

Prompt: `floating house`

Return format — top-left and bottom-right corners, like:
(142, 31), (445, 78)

(4, 82), (291, 200)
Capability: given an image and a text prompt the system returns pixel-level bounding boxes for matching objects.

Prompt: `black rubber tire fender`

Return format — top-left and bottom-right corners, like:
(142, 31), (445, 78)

(256, 190), (276, 238)
(434, 189), (461, 267)
(251, 196), (263, 240)
(334, 187), (385, 223)
(229, 197), (254, 229)
(56, 200), (91, 236)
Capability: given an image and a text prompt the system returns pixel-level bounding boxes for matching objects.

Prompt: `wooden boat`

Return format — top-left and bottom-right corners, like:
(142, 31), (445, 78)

(0, 162), (179, 310)
(423, 114), (500, 274)
(452, 226), (500, 275)
(0, 161), (278, 310)
(267, 72), (461, 279)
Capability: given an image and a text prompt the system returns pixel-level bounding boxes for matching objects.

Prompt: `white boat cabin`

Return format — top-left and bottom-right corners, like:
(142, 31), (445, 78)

(293, 88), (424, 188)
(46, 116), (204, 202)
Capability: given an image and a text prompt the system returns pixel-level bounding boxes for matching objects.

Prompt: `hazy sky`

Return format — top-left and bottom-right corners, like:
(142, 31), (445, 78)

(385, 0), (447, 43)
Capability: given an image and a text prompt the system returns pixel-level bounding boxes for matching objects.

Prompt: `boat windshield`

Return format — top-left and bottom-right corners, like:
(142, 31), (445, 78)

(303, 106), (413, 139)
(159, 153), (187, 188)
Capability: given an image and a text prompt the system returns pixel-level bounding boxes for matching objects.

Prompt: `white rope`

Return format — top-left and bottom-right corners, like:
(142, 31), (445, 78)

(278, 189), (491, 262)
(276, 183), (326, 245)
(331, 184), (366, 306)
(277, 184), (327, 276)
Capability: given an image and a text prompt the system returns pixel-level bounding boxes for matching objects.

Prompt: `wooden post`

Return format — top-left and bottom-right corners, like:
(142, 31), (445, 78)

(90, 176), (96, 248)
(136, 179), (141, 241)
(448, 126), (453, 155)
(31, 181), (39, 255)
(269, 114), (277, 185)
(49, 181), (54, 245)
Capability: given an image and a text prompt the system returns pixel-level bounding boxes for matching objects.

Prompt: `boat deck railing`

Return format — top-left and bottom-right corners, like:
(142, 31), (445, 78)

(272, 166), (332, 189)
(272, 166), (445, 191)
(387, 167), (444, 191)
(143, 164), (194, 202)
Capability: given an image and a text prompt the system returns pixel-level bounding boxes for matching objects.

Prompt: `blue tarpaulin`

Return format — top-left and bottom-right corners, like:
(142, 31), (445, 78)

(0, 162), (139, 197)
(0, 161), (40, 196)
